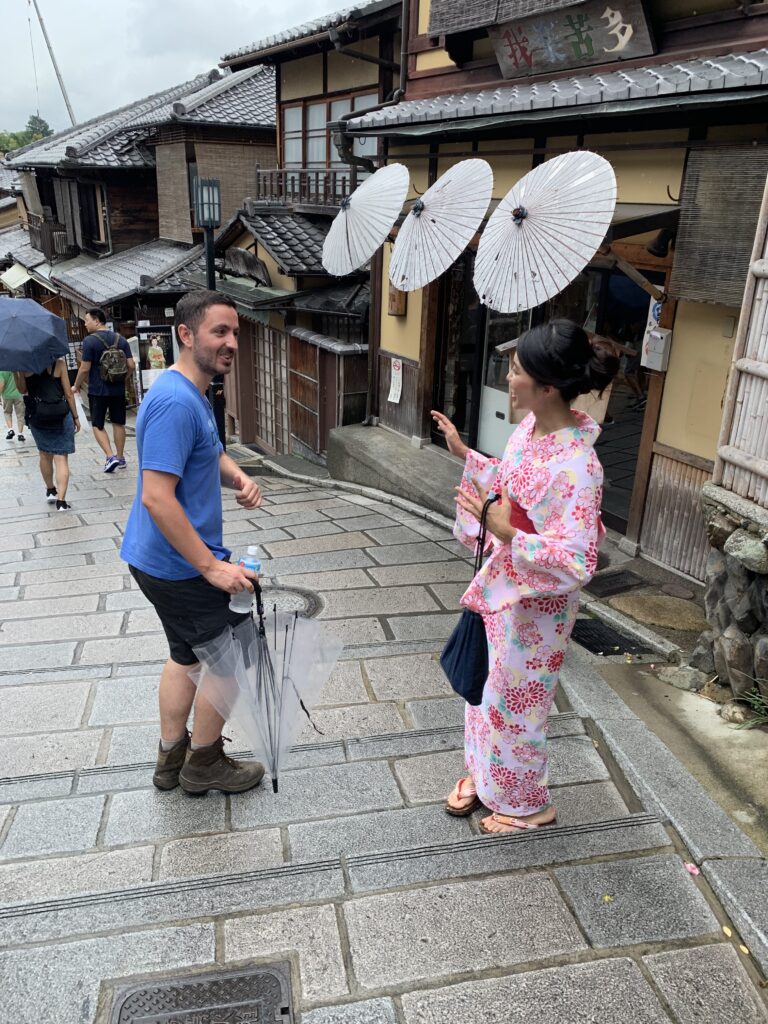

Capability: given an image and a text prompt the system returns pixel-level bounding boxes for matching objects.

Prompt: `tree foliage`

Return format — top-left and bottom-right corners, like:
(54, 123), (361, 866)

(0, 114), (53, 155)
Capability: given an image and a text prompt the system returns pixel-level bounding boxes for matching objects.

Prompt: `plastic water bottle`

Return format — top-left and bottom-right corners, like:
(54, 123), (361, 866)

(229, 545), (261, 613)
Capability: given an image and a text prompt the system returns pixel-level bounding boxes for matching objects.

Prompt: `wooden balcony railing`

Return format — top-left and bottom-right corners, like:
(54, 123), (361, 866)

(27, 211), (78, 263)
(254, 167), (360, 208)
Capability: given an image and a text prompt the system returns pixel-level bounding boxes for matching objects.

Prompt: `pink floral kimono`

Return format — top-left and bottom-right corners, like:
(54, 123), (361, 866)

(454, 410), (605, 816)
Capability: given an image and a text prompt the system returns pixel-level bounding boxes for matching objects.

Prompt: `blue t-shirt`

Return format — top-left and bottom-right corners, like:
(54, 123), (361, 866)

(120, 369), (227, 580)
(83, 331), (133, 396)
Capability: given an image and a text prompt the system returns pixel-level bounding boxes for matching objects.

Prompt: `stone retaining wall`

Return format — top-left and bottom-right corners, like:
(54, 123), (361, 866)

(693, 483), (768, 700)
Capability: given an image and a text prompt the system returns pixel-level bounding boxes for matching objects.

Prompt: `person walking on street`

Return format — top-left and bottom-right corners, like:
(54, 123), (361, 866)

(433, 319), (618, 835)
(120, 290), (265, 796)
(0, 370), (26, 442)
(73, 308), (134, 473)
(14, 358), (80, 511)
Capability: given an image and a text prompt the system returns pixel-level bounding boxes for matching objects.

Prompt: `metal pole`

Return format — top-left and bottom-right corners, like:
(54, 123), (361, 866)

(204, 227), (216, 290)
(31, 0), (76, 127)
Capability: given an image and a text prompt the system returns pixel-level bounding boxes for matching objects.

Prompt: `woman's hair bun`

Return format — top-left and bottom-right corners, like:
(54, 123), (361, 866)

(516, 319), (619, 403)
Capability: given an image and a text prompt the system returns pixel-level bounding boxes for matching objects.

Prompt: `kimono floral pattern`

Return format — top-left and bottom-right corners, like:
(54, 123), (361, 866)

(454, 411), (605, 816)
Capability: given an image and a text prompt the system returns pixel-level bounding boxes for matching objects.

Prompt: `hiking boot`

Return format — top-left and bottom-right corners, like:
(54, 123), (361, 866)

(152, 730), (191, 790)
(179, 737), (265, 795)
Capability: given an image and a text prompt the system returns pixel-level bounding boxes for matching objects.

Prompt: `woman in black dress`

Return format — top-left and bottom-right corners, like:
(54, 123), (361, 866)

(14, 358), (80, 511)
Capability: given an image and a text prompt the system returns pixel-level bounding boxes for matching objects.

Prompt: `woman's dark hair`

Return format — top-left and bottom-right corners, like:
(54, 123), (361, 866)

(516, 318), (619, 403)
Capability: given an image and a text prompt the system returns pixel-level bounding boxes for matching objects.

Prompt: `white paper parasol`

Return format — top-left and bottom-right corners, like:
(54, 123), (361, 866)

(322, 163), (410, 277)
(389, 158), (493, 292)
(474, 151), (617, 313)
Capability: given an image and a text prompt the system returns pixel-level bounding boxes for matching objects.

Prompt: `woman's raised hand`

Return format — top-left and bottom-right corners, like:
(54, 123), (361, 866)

(430, 409), (468, 459)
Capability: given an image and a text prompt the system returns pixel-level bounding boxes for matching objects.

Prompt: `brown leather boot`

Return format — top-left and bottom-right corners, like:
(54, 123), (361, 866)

(179, 737), (265, 795)
(152, 731), (190, 790)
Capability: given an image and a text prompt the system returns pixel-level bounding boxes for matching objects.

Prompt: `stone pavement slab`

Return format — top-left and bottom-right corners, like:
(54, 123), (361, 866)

(399, 957), (671, 1024)
(302, 1000), (397, 1024)
(0, 923), (215, 1024)
(364, 654), (452, 700)
(289, 804), (473, 862)
(387, 612), (459, 640)
(232, 761), (403, 829)
(277, 568), (375, 590)
(224, 904), (348, 1002)
(347, 816), (670, 892)
(317, 586), (439, 619)
(324, 617), (388, 645)
(407, 696), (465, 729)
(0, 846), (154, 906)
(0, 681), (90, 735)
(264, 549), (375, 577)
(367, 560), (472, 586)
(554, 853), (720, 946)
(79, 632), (171, 665)
(0, 860), (345, 947)
(104, 787), (227, 845)
(159, 829), (284, 879)
(644, 944), (768, 1024)
(298, 703), (406, 740)
(367, 541), (457, 565)
(0, 640), (77, 671)
(345, 726), (463, 761)
(104, 589), (151, 610)
(316, 661), (369, 705)
(0, 611), (123, 644)
(24, 576), (125, 599)
(1, 794), (104, 859)
(343, 874), (586, 988)
(0, 729), (102, 776)
(702, 859), (768, 975)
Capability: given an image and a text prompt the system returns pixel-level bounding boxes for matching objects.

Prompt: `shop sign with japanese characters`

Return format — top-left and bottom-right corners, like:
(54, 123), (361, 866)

(489, 1), (654, 79)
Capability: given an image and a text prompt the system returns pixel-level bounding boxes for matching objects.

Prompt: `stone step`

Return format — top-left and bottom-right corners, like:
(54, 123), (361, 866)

(0, 715), (587, 803)
(0, 813), (670, 948)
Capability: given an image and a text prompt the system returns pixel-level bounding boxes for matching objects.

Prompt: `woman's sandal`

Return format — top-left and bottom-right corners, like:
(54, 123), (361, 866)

(445, 777), (481, 817)
(479, 812), (557, 835)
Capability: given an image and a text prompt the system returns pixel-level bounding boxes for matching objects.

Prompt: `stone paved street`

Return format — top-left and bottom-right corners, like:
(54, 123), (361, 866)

(0, 429), (767, 1024)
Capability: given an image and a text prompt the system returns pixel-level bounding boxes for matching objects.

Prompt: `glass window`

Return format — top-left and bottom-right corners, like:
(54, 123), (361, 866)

(353, 93), (378, 110)
(283, 106), (302, 132)
(283, 106), (303, 167)
(306, 102), (327, 168)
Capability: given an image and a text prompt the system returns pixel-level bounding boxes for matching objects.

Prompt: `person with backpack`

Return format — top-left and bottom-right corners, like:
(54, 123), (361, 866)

(13, 359), (80, 511)
(73, 308), (135, 473)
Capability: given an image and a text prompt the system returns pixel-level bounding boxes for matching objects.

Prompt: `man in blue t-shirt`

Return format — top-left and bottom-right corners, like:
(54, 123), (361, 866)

(121, 290), (265, 796)
(73, 308), (135, 473)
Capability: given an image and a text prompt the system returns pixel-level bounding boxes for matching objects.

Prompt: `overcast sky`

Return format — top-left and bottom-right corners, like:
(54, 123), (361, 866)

(1, 0), (334, 133)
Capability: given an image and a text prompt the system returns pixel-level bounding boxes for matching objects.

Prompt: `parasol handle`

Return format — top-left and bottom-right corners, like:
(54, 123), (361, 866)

(512, 206), (528, 225)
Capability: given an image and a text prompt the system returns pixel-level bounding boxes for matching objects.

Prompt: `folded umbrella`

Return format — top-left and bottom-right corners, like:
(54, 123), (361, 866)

(190, 583), (342, 792)
(0, 297), (70, 373)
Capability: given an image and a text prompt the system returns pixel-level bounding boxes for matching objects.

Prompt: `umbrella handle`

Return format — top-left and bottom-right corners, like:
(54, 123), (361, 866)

(253, 580), (266, 627)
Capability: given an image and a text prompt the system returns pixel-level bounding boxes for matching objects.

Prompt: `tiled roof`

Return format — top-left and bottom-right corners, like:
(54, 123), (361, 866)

(238, 210), (330, 275)
(346, 49), (768, 132)
(52, 240), (197, 305)
(0, 196), (17, 212)
(139, 246), (208, 293)
(221, 0), (398, 62)
(133, 66), (275, 129)
(5, 72), (219, 170)
(0, 162), (20, 192)
(0, 225), (48, 269)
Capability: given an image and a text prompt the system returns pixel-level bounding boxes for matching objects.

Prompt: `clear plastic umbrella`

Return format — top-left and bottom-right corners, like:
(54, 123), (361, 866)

(389, 158), (493, 292)
(322, 163), (410, 277)
(474, 151), (617, 313)
(190, 584), (342, 792)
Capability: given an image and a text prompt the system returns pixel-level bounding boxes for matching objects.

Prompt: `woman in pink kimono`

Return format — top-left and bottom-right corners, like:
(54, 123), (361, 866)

(432, 319), (617, 835)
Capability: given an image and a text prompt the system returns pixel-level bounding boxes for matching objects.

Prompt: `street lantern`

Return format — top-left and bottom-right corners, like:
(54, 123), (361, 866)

(193, 177), (221, 290)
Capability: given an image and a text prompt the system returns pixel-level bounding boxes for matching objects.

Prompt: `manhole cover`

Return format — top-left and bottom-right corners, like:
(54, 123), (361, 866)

(584, 570), (645, 599)
(260, 584), (321, 618)
(110, 964), (294, 1023)
(572, 618), (651, 656)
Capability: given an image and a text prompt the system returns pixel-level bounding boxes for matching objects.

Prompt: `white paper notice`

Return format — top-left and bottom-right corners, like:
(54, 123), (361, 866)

(387, 358), (403, 404)
(141, 369), (165, 391)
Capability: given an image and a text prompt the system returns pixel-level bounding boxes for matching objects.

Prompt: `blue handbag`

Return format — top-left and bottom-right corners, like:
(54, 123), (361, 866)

(440, 495), (499, 706)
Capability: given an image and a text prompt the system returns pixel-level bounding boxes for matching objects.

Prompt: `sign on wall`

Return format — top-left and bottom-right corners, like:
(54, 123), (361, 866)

(489, 1), (654, 80)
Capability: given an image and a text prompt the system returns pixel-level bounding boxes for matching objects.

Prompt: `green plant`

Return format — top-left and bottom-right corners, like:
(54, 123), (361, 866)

(734, 688), (768, 729)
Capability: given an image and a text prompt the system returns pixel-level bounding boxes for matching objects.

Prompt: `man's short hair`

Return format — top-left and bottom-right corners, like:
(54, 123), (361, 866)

(86, 307), (107, 324)
(174, 290), (238, 335)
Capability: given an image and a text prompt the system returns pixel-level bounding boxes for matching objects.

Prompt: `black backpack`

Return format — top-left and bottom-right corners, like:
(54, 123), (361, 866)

(31, 370), (68, 426)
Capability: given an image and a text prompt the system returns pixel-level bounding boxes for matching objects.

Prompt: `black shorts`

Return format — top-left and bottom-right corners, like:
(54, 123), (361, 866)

(129, 565), (248, 665)
(90, 393), (127, 429)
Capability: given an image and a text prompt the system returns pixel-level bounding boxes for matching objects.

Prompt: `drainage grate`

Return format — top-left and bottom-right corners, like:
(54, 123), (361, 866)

(572, 618), (651, 656)
(584, 570), (645, 599)
(110, 964), (294, 1023)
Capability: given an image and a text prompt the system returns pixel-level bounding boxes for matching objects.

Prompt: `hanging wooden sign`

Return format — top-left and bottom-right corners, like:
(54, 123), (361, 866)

(489, 1), (654, 80)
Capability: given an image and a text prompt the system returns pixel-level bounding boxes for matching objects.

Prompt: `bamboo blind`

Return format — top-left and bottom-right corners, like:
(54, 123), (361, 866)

(714, 174), (768, 508)
(640, 453), (711, 581)
(427, 0), (582, 35)
(669, 148), (768, 308)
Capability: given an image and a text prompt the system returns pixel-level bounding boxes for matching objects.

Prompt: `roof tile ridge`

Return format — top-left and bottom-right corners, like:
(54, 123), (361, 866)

(174, 65), (274, 117)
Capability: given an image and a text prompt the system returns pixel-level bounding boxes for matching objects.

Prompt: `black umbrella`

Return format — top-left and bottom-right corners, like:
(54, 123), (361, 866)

(0, 298), (70, 373)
